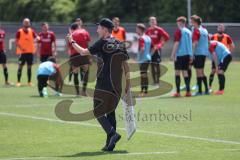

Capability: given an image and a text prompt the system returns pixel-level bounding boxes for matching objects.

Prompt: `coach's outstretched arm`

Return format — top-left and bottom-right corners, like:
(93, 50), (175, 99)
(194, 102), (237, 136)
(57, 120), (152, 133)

(67, 34), (91, 56)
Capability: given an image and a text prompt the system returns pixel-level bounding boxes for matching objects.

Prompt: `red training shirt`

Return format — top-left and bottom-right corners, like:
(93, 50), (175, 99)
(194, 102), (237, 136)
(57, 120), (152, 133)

(69, 28), (91, 55)
(0, 29), (5, 52)
(38, 31), (56, 56)
(145, 26), (170, 49)
(174, 28), (182, 42)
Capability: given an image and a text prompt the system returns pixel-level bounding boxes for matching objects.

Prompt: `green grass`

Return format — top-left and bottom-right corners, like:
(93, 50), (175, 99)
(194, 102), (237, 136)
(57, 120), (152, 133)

(0, 60), (240, 160)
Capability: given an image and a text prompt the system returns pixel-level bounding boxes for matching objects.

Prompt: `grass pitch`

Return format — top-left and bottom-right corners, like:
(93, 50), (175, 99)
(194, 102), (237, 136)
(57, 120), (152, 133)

(0, 60), (240, 160)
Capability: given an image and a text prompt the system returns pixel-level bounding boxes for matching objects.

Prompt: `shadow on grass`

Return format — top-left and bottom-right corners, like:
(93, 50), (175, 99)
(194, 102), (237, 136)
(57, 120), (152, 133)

(61, 150), (128, 157)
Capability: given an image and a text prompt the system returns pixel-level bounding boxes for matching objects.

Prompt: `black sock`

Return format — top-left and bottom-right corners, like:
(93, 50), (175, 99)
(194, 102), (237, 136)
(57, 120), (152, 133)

(202, 76), (209, 93)
(27, 68), (31, 83)
(82, 70), (89, 93)
(73, 73), (79, 95)
(144, 86), (148, 94)
(175, 75), (181, 93)
(69, 68), (73, 82)
(188, 69), (192, 82)
(17, 68), (22, 82)
(197, 77), (202, 93)
(3, 67), (8, 82)
(145, 77), (148, 93)
(209, 73), (214, 87)
(218, 74), (225, 91)
(82, 83), (87, 93)
(141, 76), (145, 92)
(184, 76), (190, 92)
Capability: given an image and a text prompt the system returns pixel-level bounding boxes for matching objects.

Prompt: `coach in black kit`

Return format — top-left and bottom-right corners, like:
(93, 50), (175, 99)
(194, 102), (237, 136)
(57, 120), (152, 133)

(67, 18), (131, 151)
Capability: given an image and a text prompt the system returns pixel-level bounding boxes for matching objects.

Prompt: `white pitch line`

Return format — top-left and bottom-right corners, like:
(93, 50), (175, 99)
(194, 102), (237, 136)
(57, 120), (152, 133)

(222, 148), (240, 151)
(0, 151), (178, 160)
(0, 112), (240, 145)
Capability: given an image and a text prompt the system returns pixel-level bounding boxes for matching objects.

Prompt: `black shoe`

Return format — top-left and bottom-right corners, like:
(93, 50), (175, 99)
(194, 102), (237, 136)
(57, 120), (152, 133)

(106, 132), (121, 151)
(101, 145), (108, 151)
(101, 136), (110, 151)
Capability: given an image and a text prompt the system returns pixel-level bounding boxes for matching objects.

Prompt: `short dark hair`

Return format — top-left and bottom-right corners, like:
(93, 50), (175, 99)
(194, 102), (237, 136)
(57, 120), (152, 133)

(70, 22), (79, 30)
(47, 56), (56, 63)
(136, 23), (146, 32)
(191, 15), (202, 25)
(177, 16), (187, 23)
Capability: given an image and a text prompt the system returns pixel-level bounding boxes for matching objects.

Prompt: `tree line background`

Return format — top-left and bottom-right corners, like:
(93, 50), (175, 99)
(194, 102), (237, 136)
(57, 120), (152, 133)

(0, 0), (240, 23)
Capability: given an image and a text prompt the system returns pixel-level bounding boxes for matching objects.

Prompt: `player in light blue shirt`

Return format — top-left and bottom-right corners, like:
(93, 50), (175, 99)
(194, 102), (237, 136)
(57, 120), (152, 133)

(191, 15), (210, 95)
(209, 40), (232, 95)
(171, 16), (193, 97)
(37, 57), (62, 97)
(136, 23), (152, 96)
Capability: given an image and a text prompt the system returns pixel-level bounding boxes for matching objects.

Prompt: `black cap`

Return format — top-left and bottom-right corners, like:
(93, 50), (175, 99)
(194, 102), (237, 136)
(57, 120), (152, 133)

(96, 18), (114, 29)
(70, 22), (79, 30)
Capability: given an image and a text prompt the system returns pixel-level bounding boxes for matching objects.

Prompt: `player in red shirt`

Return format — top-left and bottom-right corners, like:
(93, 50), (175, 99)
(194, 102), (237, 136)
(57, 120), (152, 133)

(0, 27), (10, 85)
(37, 22), (57, 62)
(68, 22), (91, 96)
(209, 24), (235, 91)
(146, 16), (170, 85)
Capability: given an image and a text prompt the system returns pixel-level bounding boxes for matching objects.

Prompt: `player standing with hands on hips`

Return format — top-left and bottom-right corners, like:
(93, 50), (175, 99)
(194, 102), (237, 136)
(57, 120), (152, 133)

(67, 18), (131, 151)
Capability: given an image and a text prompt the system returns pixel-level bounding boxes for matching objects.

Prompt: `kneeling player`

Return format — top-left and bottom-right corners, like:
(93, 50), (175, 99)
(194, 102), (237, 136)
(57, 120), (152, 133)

(209, 41), (232, 95)
(37, 57), (62, 97)
(136, 23), (151, 96)
(171, 16), (193, 97)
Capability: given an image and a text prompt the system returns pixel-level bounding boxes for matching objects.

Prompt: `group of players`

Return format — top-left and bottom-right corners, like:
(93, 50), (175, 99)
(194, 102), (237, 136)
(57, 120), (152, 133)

(170, 15), (234, 96)
(0, 15), (234, 97)
(136, 15), (234, 97)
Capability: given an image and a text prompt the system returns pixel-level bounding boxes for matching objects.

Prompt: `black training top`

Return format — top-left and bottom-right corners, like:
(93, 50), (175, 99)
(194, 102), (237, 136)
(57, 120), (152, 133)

(88, 37), (129, 92)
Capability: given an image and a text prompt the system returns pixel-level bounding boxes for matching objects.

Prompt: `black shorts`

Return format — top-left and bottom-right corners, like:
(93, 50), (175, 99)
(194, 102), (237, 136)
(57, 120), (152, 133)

(69, 53), (90, 67)
(194, 55), (206, 69)
(0, 51), (7, 64)
(40, 55), (52, 63)
(140, 60), (150, 73)
(174, 55), (190, 70)
(151, 50), (161, 63)
(18, 53), (34, 65)
(219, 55), (232, 72)
(93, 89), (120, 118)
